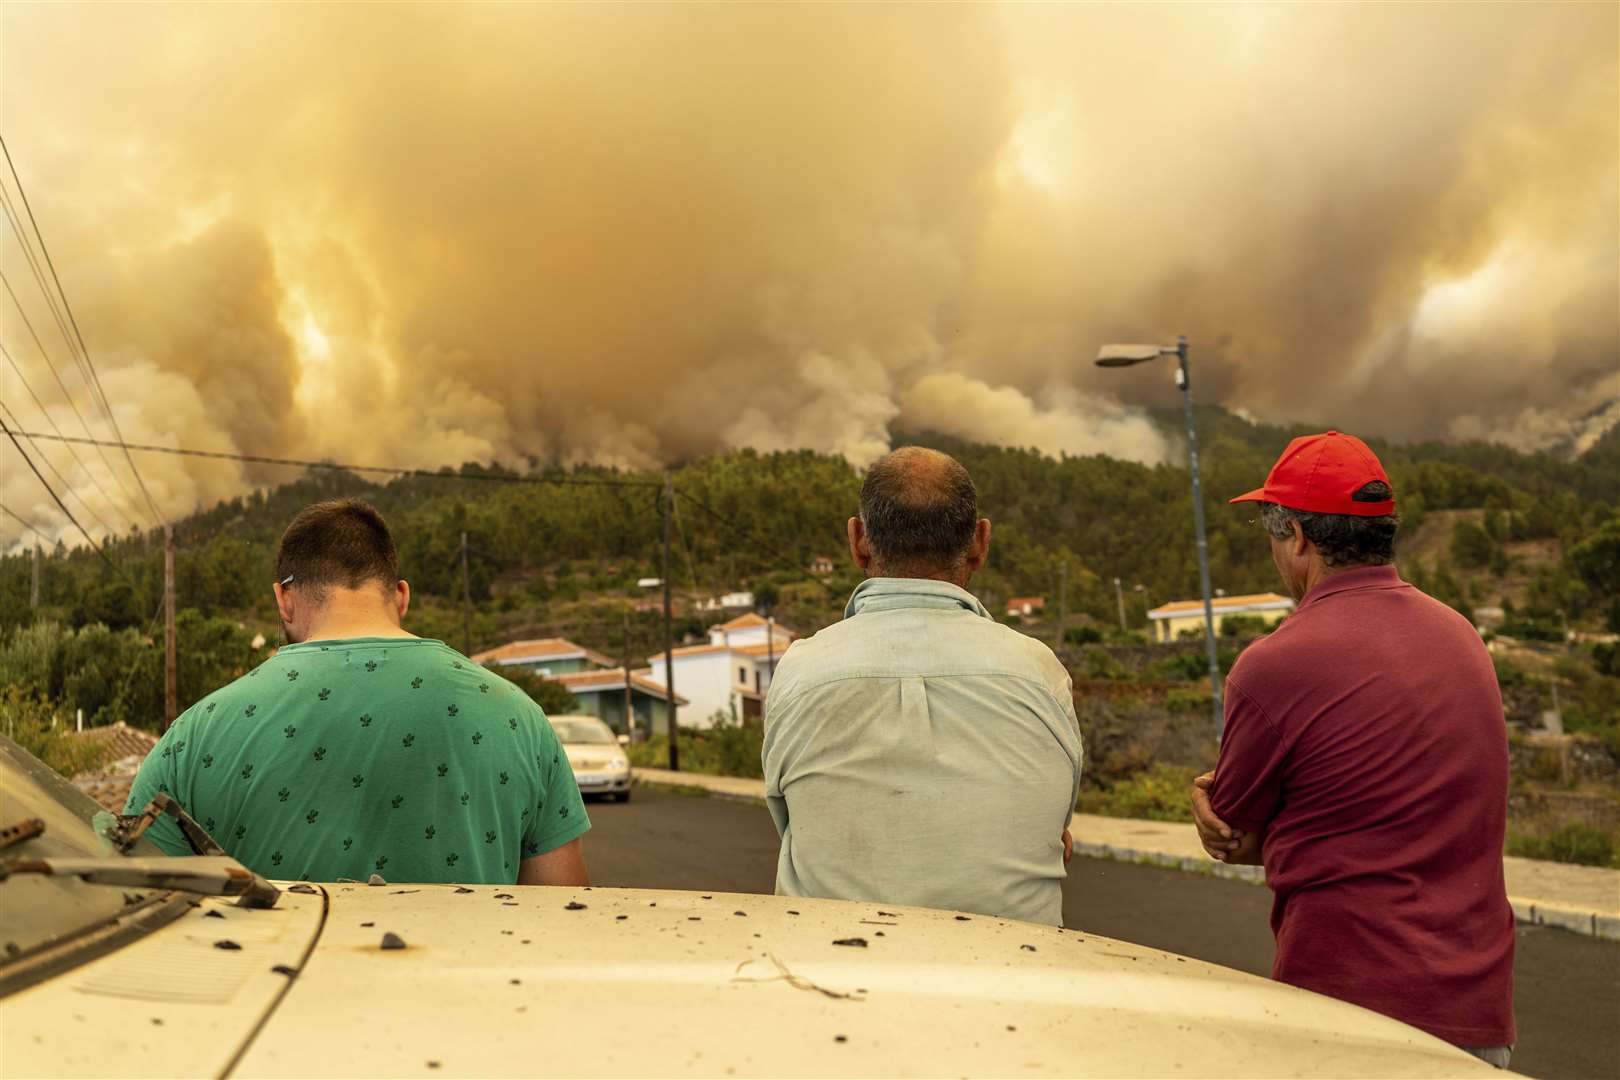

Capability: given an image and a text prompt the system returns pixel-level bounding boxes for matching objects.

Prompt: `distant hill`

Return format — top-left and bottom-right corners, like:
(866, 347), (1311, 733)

(4, 406), (1616, 646)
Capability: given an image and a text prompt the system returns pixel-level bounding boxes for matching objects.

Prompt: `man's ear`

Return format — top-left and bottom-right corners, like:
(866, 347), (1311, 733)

(274, 582), (296, 626)
(964, 518), (992, 572)
(1290, 518), (1311, 558)
(394, 580), (411, 623)
(847, 517), (873, 571)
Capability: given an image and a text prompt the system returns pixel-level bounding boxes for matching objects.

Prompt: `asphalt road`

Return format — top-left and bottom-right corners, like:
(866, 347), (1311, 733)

(584, 787), (1620, 1080)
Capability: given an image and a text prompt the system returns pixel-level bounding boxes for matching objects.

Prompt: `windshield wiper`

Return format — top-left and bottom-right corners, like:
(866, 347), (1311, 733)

(0, 793), (280, 908)
(2, 855), (281, 908)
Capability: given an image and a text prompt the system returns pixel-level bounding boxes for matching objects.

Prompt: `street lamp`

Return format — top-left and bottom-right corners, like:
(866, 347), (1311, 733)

(1095, 335), (1224, 739)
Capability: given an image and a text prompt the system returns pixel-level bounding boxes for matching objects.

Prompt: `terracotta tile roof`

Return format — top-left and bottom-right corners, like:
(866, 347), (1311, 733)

(735, 639), (794, 659)
(553, 667), (688, 705)
(648, 637), (793, 663)
(70, 721), (159, 762)
(1148, 592), (1295, 618)
(471, 638), (615, 668)
(715, 612), (768, 631)
(712, 613), (798, 635)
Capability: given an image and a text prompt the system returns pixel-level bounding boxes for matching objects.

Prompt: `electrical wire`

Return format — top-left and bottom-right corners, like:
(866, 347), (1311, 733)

(0, 413), (121, 573)
(674, 488), (843, 596)
(0, 501), (52, 544)
(11, 430), (664, 489)
(0, 337), (137, 533)
(0, 198), (147, 524)
(0, 396), (123, 537)
(1, 133), (165, 526)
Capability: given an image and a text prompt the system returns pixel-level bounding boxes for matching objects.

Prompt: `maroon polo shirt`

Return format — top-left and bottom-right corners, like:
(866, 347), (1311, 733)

(1209, 565), (1515, 1048)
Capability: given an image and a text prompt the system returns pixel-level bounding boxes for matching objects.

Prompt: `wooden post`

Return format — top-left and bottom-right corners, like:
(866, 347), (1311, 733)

(662, 472), (680, 772)
(163, 525), (177, 730)
(622, 610), (634, 741)
(460, 530), (472, 657)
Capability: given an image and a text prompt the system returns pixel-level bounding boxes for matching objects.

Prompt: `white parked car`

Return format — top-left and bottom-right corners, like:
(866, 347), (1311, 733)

(550, 714), (632, 802)
(0, 735), (1507, 1078)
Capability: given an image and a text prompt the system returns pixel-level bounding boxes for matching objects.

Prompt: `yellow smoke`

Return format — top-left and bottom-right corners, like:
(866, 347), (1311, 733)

(1, 2), (1614, 542)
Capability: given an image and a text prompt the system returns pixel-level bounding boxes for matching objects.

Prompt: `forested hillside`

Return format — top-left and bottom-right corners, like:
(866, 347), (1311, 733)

(3, 407), (1617, 737)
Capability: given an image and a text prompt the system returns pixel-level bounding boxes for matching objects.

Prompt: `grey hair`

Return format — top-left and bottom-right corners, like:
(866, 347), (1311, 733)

(859, 448), (978, 575)
(1260, 482), (1399, 568)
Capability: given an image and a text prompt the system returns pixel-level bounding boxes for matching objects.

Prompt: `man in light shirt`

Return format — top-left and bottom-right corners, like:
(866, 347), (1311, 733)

(763, 447), (1083, 925)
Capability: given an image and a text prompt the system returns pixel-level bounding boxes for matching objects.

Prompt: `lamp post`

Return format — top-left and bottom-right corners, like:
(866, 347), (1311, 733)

(1096, 335), (1224, 739)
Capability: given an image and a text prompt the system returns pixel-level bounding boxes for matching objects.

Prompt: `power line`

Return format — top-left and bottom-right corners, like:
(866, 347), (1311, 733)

(0, 332), (138, 532)
(0, 191), (149, 529)
(0, 414), (121, 574)
(0, 133), (165, 527)
(0, 396), (123, 537)
(0, 501), (52, 544)
(12, 430), (664, 489)
(674, 488), (842, 596)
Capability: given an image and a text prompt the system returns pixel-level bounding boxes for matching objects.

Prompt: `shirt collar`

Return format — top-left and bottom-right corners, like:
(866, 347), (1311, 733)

(844, 577), (993, 621)
(1297, 564), (1405, 611)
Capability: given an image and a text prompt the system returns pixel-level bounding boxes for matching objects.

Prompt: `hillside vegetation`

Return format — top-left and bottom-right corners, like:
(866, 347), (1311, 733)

(3, 407), (1616, 721)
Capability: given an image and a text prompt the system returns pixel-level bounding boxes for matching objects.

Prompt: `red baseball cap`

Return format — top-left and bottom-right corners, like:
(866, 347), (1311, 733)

(1228, 431), (1395, 516)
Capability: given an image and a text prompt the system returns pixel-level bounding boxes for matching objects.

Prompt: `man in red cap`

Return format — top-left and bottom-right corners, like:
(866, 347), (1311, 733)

(1191, 431), (1516, 1067)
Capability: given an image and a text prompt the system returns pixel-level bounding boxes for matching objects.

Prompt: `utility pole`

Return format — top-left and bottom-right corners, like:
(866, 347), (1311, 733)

(764, 612), (775, 718)
(459, 530), (472, 657)
(622, 610), (634, 742)
(1114, 577), (1127, 633)
(163, 525), (177, 731)
(1057, 561), (1067, 638)
(1176, 337), (1225, 739)
(661, 472), (680, 772)
(30, 543), (40, 609)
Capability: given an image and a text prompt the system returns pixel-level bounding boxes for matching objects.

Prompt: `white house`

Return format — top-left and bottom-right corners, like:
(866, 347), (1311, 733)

(1146, 593), (1295, 643)
(694, 591), (755, 613)
(642, 613), (797, 728)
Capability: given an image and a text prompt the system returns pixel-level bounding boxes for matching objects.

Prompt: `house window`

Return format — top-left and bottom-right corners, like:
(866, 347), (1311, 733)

(754, 670), (761, 692)
(739, 665), (747, 684)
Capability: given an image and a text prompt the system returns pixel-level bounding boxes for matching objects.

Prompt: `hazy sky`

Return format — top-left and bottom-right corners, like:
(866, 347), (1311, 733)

(2, 2), (1615, 543)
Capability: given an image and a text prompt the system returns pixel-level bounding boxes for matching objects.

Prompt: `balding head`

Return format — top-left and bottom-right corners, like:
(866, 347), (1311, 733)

(853, 447), (990, 583)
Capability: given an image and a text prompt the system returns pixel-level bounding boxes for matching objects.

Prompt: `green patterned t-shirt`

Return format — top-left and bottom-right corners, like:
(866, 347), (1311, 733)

(125, 636), (589, 883)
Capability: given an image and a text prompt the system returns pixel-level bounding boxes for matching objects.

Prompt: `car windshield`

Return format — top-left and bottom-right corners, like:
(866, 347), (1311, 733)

(0, 733), (170, 966)
(551, 718), (617, 745)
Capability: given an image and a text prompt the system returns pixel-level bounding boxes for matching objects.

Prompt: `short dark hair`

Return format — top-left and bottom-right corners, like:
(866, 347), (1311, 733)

(275, 499), (399, 600)
(859, 448), (979, 574)
(1261, 482), (1399, 567)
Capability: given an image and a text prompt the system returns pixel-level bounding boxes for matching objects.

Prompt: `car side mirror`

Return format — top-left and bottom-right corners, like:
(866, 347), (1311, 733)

(617, 734), (630, 746)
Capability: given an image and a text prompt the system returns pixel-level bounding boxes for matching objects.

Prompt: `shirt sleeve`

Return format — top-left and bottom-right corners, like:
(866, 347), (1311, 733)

(123, 726), (192, 856)
(520, 712), (590, 859)
(1207, 679), (1288, 834)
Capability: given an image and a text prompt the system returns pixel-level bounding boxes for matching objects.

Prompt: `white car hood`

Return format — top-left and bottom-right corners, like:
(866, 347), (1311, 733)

(4, 884), (1506, 1079)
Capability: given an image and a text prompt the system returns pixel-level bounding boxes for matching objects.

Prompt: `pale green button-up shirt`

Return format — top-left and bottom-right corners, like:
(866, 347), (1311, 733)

(763, 577), (1083, 926)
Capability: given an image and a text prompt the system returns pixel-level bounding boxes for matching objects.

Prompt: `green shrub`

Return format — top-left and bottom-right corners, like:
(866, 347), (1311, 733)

(1079, 645), (1128, 680)
(625, 710), (764, 779)
(1164, 688), (1211, 713)
(1076, 764), (1198, 823)
(0, 686), (105, 778)
(1507, 823), (1620, 869)
(1064, 625), (1103, 646)
(1218, 614), (1267, 638)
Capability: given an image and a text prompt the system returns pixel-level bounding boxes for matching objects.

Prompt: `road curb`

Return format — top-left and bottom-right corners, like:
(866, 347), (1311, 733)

(1072, 841), (1267, 886)
(631, 768), (1618, 941)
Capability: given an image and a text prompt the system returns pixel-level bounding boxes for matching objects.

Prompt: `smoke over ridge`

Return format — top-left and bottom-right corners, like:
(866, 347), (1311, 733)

(1, 3), (1615, 542)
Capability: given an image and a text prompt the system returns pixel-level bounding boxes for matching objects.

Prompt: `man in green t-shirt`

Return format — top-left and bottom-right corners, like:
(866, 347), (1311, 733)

(126, 498), (589, 886)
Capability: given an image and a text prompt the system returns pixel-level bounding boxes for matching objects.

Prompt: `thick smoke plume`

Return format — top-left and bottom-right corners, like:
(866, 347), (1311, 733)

(1, 3), (1614, 543)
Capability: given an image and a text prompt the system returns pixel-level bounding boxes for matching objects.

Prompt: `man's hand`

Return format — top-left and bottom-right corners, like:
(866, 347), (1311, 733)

(1061, 827), (1073, 866)
(1191, 772), (1243, 862)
